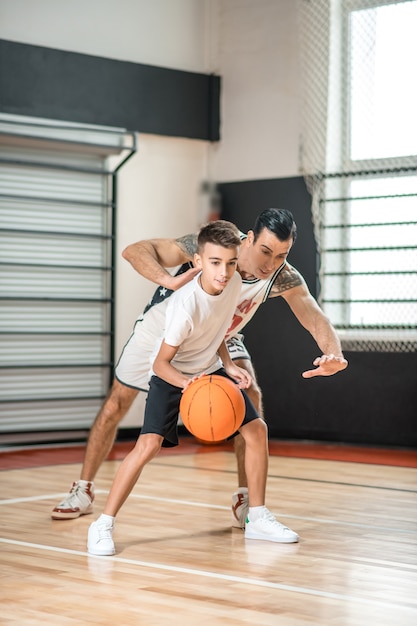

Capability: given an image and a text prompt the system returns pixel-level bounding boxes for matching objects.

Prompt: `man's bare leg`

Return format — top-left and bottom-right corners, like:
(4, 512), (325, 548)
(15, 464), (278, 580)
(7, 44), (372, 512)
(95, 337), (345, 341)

(80, 379), (139, 480)
(52, 379), (139, 519)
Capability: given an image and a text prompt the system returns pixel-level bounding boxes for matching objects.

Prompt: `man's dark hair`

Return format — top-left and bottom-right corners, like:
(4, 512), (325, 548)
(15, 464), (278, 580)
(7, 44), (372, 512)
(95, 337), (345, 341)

(198, 220), (241, 251)
(253, 208), (297, 243)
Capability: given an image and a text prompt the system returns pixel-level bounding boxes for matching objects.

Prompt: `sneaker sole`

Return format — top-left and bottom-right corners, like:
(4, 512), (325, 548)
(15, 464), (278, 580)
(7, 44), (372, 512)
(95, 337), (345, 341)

(51, 504), (94, 520)
(245, 530), (299, 544)
(232, 521), (245, 529)
(231, 515), (245, 529)
(87, 546), (116, 556)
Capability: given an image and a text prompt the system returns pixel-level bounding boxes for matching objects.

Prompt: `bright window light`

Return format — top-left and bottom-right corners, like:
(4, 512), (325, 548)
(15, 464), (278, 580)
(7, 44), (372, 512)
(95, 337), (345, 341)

(350, 1), (417, 160)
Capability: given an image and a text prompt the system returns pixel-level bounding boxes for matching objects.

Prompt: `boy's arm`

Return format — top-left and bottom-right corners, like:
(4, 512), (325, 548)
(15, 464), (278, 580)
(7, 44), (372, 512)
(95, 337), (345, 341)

(122, 235), (200, 291)
(152, 338), (203, 390)
(218, 341), (252, 389)
(218, 341), (235, 370)
(152, 340), (191, 389)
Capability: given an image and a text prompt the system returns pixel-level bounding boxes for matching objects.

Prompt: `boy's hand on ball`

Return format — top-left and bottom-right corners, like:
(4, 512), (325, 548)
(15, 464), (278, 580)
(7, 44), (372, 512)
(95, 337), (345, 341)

(180, 374), (245, 442)
(225, 364), (252, 389)
(182, 373), (206, 392)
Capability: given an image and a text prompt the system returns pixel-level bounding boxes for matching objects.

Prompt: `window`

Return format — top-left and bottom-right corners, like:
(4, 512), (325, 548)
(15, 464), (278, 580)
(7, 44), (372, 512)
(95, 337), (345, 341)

(349, 1), (417, 161)
(299, 0), (417, 351)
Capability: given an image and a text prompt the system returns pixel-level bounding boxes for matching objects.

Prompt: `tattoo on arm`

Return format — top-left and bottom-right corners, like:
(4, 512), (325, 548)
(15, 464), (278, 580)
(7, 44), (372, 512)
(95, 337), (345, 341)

(270, 264), (303, 297)
(176, 234), (198, 259)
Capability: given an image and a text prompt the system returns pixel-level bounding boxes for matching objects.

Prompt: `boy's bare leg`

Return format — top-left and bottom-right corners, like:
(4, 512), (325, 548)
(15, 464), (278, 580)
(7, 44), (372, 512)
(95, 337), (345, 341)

(232, 358), (264, 489)
(87, 433), (163, 555)
(103, 433), (163, 517)
(238, 418), (299, 543)
(238, 419), (268, 506)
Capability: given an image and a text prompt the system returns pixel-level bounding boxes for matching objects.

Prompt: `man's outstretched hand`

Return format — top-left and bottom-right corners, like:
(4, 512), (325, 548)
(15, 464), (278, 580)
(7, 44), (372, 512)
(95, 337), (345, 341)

(302, 354), (348, 379)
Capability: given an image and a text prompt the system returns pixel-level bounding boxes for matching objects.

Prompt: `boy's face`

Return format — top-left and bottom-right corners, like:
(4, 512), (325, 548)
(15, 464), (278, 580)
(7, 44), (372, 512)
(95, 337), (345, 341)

(194, 242), (239, 296)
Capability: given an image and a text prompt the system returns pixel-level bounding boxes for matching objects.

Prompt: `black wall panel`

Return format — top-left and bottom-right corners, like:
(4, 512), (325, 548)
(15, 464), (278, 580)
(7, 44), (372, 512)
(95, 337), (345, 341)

(219, 176), (417, 447)
(0, 39), (220, 140)
(220, 176), (317, 296)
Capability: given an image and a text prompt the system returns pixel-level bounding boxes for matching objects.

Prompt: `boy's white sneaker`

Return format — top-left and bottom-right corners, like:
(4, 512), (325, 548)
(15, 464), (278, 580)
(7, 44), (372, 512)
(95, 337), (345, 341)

(87, 519), (115, 556)
(231, 488), (249, 529)
(245, 508), (299, 543)
(51, 481), (94, 519)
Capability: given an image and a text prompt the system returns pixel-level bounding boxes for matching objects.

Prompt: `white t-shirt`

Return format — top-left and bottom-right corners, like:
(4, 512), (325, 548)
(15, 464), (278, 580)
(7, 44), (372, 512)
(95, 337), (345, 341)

(134, 251), (285, 349)
(152, 271), (242, 377)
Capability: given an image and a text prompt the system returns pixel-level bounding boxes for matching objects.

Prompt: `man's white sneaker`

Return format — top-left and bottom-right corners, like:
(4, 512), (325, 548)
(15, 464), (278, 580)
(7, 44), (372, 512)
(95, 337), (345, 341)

(87, 519), (115, 556)
(231, 488), (249, 529)
(51, 481), (94, 520)
(245, 508), (299, 543)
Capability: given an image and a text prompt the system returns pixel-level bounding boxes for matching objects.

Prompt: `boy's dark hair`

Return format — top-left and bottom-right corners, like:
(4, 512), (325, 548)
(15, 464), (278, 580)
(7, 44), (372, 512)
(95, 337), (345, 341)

(253, 208), (297, 243)
(197, 220), (241, 251)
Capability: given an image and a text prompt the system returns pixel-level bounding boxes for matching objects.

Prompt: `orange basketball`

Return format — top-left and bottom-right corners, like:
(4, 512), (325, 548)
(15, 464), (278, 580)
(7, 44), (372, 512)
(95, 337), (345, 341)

(180, 374), (245, 443)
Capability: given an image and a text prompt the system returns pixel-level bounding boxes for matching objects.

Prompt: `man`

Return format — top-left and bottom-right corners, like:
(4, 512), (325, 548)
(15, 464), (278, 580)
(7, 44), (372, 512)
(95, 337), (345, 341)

(87, 220), (298, 556)
(52, 209), (348, 528)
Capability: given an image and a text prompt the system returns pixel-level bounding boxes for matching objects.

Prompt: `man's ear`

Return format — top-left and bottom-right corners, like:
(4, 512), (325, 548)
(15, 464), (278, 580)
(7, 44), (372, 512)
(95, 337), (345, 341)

(247, 230), (255, 245)
(194, 252), (202, 269)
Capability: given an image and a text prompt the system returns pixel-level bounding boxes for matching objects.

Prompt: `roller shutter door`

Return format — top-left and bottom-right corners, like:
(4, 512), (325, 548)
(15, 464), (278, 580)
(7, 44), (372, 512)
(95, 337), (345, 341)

(0, 116), (135, 439)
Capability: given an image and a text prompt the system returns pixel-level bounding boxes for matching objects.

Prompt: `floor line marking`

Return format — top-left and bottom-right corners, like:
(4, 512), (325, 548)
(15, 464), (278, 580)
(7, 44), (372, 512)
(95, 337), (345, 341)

(1, 537), (416, 612)
(150, 460), (417, 493)
(1, 491), (416, 534)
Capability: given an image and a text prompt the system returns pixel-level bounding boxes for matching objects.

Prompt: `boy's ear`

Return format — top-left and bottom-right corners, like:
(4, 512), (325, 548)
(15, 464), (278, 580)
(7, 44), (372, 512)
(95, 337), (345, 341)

(194, 252), (202, 269)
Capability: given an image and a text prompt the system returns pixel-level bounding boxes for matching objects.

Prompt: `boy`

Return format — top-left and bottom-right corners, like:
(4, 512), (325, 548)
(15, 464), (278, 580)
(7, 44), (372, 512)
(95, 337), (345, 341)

(87, 220), (299, 556)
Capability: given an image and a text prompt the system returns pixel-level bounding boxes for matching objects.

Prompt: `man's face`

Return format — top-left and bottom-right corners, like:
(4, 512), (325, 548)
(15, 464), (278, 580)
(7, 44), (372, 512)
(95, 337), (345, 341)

(245, 228), (293, 279)
(194, 242), (239, 295)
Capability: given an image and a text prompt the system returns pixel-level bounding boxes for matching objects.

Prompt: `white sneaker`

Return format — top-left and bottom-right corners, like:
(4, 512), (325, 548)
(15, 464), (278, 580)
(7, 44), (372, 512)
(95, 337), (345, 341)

(231, 488), (249, 529)
(51, 481), (94, 520)
(87, 519), (115, 556)
(245, 508), (299, 543)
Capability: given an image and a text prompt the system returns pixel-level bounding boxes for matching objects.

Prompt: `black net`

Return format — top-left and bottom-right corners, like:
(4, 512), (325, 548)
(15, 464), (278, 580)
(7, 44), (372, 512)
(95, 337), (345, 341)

(297, 0), (417, 352)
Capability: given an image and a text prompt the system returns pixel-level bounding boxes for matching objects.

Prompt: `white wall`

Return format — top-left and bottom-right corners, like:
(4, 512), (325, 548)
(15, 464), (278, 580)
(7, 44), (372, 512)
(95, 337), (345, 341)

(0, 0), (209, 72)
(114, 134), (209, 348)
(0, 0), (215, 427)
(113, 133), (211, 427)
(0, 0), (302, 283)
(0, 0), (302, 426)
(210, 0), (301, 182)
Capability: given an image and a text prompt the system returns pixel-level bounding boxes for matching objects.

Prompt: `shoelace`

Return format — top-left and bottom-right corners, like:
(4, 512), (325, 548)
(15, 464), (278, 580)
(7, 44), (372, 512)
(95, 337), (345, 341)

(59, 484), (89, 507)
(260, 510), (290, 531)
(95, 523), (113, 541)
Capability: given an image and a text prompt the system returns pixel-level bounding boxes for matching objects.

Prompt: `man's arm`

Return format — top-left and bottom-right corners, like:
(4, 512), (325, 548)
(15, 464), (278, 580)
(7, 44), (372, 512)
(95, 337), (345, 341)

(270, 264), (348, 377)
(122, 234), (200, 291)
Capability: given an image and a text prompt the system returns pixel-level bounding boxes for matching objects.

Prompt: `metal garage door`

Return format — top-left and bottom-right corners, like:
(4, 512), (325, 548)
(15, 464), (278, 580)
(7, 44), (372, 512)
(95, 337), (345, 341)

(0, 115), (136, 441)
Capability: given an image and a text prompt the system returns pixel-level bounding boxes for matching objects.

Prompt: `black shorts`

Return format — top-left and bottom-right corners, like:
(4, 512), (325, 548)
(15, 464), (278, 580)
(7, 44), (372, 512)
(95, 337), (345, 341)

(141, 368), (260, 448)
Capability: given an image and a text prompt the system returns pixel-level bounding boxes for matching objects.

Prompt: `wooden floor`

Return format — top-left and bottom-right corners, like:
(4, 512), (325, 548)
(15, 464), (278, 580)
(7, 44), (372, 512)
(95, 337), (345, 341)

(1, 439), (417, 625)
